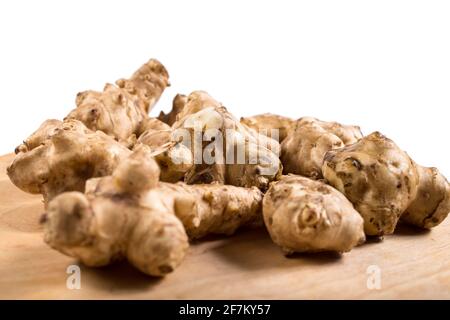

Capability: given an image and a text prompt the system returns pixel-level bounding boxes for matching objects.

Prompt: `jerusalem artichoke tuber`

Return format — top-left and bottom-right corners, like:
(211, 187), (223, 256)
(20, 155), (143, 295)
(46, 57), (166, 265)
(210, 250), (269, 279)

(158, 94), (188, 126)
(240, 113), (295, 142)
(322, 132), (450, 236)
(172, 91), (282, 190)
(14, 119), (63, 154)
(7, 120), (131, 203)
(66, 59), (170, 142)
(134, 118), (172, 150)
(263, 175), (365, 254)
(8, 58), (169, 201)
(138, 143), (193, 183)
(281, 117), (362, 179)
(402, 165), (450, 228)
(42, 146), (263, 276)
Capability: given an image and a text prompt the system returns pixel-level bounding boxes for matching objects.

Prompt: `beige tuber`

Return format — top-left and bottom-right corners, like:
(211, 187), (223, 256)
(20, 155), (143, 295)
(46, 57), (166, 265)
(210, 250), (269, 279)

(263, 175), (365, 254)
(322, 132), (450, 236)
(240, 113), (295, 142)
(281, 117), (363, 179)
(7, 120), (131, 204)
(42, 146), (263, 276)
(171, 91), (282, 190)
(66, 59), (169, 142)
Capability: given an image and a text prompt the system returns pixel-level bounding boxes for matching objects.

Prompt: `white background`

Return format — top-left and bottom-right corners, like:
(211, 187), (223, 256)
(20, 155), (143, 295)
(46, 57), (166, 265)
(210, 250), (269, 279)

(0, 0), (449, 176)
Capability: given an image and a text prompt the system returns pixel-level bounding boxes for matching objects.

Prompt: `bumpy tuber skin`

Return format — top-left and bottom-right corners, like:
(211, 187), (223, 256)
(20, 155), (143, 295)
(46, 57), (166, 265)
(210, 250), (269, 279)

(8, 59), (169, 200)
(122, 117), (172, 150)
(135, 143), (193, 183)
(7, 120), (131, 203)
(140, 117), (171, 133)
(116, 58), (170, 114)
(43, 189), (189, 277)
(240, 113), (295, 142)
(169, 91), (280, 153)
(121, 117), (171, 149)
(322, 132), (418, 236)
(263, 175), (365, 254)
(42, 147), (263, 276)
(136, 121), (171, 150)
(300, 117), (363, 145)
(65, 59), (170, 141)
(172, 91), (222, 125)
(171, 91), (282, 190)
(14, 119), (62, 154)
(402, 165), (450, 229)
(134, 117), (193, 183)
(322, 131), (450, 236)
(113, 147), (263, 239)
(158, 94), (187, 126)
(281, 117), (363, 179)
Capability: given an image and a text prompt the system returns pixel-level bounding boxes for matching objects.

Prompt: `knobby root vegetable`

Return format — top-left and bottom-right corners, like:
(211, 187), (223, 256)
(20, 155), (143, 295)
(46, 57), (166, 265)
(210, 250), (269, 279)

(7, 120), (131, 203)
(140, 117), (172, 134)
(41, 146), (263, 276)
(281, 117), (363, 179)
(124, 117), (172, 151)
(240, 113), (295, 142)
(170, 91), (281, 152)
(402, 165), (450, 228)
(134, 118), (193, 182)
(263, 175), (365, 254)
(158, 94), (187, 126)
(43, 190), (189, 277)
(171, 91), (222, 125)
(100, 146), (264, 239)
(14, 119), (62, 154)
(322, 131), (450, 235)
(172, 91), (282, 190)
(300, 117), (363, 145)
(65, 59), (169, 141)
(116, 59), (170, 114)
(8, 58), (169, 200)
(136, 120), (171, 150)
(170, 91), (280, 154)
(137, 143), (193, 183)
(121, 117), (171, 149)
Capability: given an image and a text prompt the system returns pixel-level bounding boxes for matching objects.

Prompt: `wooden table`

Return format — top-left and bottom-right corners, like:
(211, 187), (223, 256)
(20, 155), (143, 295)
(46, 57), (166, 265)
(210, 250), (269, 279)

(0, 153), (449, 299)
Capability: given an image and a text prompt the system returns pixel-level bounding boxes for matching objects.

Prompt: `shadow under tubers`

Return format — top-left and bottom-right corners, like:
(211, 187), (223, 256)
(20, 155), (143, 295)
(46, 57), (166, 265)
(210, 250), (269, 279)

(79, 261), (164, 290)
(393, 223), (432, 237)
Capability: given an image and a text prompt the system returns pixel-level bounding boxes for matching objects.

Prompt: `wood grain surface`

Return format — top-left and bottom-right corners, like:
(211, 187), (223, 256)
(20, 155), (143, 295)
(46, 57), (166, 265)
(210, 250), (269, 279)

(0, 153), (449, 300)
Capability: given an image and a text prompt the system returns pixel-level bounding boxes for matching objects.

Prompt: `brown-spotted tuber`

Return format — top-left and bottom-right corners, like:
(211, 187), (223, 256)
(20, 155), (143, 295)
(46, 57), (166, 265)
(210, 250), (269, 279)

(263, 175), (365, 254)
(158, 94), (187, 126)
(8, 58), (170, 202)
(137, 142), (193, 183)
(322, 132), (450, 236)
(42, 146), (263, 276)
(240, 113), (295, 142)
(7, 120), (131, 203)
(66, 59), (169, 142)
(281, 117), (363, 179)
(402, 165), (450, 228)
(133, 116), (193, 183)
(136, 119), (172, 150)
(172, 91), (282, 190)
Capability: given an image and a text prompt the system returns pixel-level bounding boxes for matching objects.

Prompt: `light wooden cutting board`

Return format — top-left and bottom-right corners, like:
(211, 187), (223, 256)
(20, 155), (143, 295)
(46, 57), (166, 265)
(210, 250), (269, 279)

(0, 153), (449, 299)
